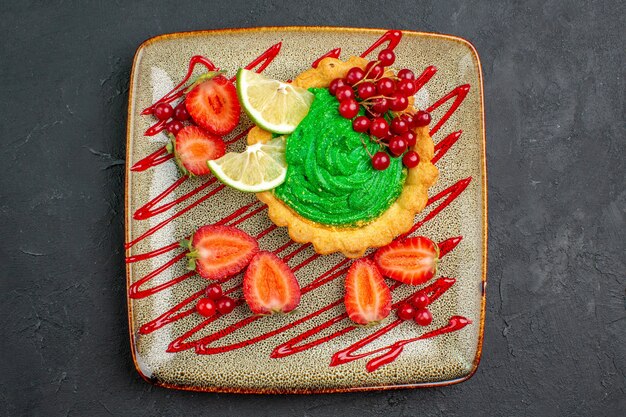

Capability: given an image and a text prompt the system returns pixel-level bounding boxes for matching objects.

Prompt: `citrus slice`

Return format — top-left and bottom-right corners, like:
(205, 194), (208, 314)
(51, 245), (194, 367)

(236, 69), (314, 134)
(207, 136), (287, 192)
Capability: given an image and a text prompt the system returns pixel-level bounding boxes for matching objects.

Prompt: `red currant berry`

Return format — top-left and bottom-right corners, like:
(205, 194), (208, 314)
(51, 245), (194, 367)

(196, 298), (216, 317)
(402, 150), (420, 168)
(388, 136), (408, 157)
(371, 97), (390, 114)
(389, 92), (409, 111)
(365, 61), (384, 79)
(154, 103), (173, 120)
(397, 68), (415, 80)
(396, 303), (415, 321)
(216, 296), (236, 314)
(352, 116), (371, 133)
(165, 120), (183, 135)
(411, 293), (429, 309)
(329, 78), (347, 96)
(205, 283), (223, 300)
(378, 48), (396, 67)
(397, 79), (417, 96)
(414, 308), (433, 326)
(369, 117), (389, 138)
(371, 151), (390, 170)
(173, 103), (190, 121)
(413, 110), (431, 127)
(376, 77), (395, 96)
(401, 113), (414, 126)
(346, 67), (366, 85)
(390, 117), (409, 134)
(335, 85), (355, 101)
(401, 131), (417, 147)
(339, 99), (359, 119)
(357, 82), (376, 100)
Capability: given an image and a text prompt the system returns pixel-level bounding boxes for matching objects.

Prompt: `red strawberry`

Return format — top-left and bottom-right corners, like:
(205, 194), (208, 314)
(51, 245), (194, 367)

(344, 259), (391, 325)
(169, 125), (225, 176)
(243, 251), (301, 315)
(185, 76), (241, 135)
(374, 236), (439, 285)
(182, 225), (258, 280)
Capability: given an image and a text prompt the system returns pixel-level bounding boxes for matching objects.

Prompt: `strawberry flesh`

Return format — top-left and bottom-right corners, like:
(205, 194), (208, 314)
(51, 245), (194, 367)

(243, 251), (301, 315)
(174, 125), (225, 176)
(374, 236), (439, 285)
(344, 258), (391, 325)
(187, 225), (258, 280)
(185, 76), (241, 135)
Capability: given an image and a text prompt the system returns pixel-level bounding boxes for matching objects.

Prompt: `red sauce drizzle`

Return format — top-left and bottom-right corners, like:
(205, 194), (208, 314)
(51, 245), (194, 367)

(131, 147), (173, 172)
(432, 130), (462, 163)
(427, 84), (471, 135)
(312, 48), (342, 68)
(360, 30), (402, 58)
(414, 65), (437, 93)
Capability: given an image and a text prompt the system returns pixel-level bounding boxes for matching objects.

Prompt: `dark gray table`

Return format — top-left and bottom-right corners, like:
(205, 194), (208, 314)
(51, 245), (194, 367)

(1, 1), (624, 416)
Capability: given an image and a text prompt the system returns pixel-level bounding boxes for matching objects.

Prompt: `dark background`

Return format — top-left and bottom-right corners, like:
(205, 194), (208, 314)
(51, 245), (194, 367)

(1, 0), (624, 416)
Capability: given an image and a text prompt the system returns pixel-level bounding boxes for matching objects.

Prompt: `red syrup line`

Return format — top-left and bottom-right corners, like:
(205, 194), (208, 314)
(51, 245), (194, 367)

(432, 130), (462, 164)
(133, 177), (214, 220)
(333, 316), (471, 373)
(228, 42), (283, 83)
(126, 201), (259, 263)
(427, 84), (471, 136)
(130, 147), (173, 172)
(360, 30), (402, 58)
(312, 48), (342, 68)
(414, 65), (437, 93)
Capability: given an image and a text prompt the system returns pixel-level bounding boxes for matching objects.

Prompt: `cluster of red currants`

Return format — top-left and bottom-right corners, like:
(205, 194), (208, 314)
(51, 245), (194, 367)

(195, 283), (236, 317)
(153, 101), (190, 136)
(328, 48), (432, 171)
(396, 292), (433, 326)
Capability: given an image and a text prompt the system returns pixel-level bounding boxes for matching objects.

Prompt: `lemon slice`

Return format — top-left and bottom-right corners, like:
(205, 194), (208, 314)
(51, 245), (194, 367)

(236, 69), (314, 134)
(207, 136), (287, 192)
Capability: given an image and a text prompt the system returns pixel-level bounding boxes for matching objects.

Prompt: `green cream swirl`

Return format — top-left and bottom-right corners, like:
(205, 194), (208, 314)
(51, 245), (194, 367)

(273, 88), (406, 227)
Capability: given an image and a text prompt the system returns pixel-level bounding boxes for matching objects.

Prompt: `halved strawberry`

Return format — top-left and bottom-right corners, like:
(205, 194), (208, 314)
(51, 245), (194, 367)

(181, 225), (258, 280)
(185, 76), (241, 135)
(168, 125), (225, 176)
(344, 258), (391, 325)
(243, 251), (301, 315)
(374, 236), (440, 285)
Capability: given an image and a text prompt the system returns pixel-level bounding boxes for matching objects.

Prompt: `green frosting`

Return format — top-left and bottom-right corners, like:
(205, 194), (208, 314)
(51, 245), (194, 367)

(273, 88), (406, 227)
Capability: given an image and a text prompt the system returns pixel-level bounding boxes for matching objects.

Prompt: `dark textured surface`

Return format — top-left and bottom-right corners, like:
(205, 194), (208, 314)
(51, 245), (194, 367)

(1, 0), (624, 415)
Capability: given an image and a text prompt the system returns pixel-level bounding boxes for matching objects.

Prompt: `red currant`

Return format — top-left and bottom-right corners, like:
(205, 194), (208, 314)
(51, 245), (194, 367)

(365, 61), (384, 79)
(389, 92), (409, 111)
(376, 77), (395, 96)
(371, 97), (390, 114)
(401, 131), (417, 147)
(352, 116), (371, 132)
(390, 117), (409, 134)
(401, 113), (414, 126)
(396, 303), (415, 321)
(413, 110), (431, 127)
(388, 136), (408, 157)
(402, 150), (420, 168)
(154, 102), (173, 120)
(329, 78), (347, 96)
(339, 99), (359, 119)
(414, 308), (433, 326)
(335, 85), (355, 101)
(346, 67), (366, 85)
(173, 103), (190, 121)
(165, 120), (183, 135)
(371, 151), (390, 170)
(205, 283), (223, 300)
(369, 117), (389, 138)
(216, 296), (236, 314)
(397, 79), (417, 96)
(196, 298), (216, 317)
(377, 48), (396, 67)
(357, 82), (376, 100)
(397, 68), (415, 80)
(411, 293), (429, 309)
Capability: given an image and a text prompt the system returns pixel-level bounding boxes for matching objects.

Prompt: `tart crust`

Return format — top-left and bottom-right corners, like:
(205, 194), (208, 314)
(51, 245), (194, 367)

(247, 57), (438, 258)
